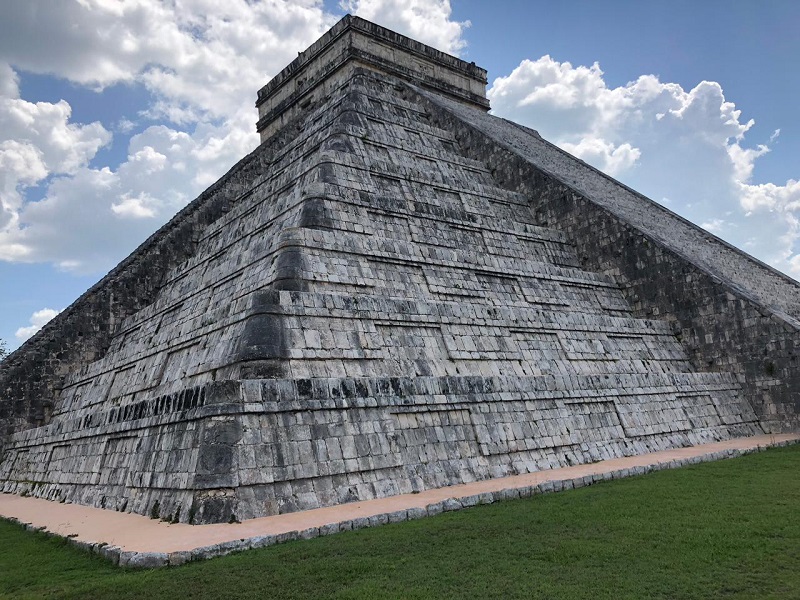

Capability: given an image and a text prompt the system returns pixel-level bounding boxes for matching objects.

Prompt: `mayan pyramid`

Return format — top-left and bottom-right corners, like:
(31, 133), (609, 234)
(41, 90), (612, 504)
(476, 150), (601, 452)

(1, 16), (798, 524)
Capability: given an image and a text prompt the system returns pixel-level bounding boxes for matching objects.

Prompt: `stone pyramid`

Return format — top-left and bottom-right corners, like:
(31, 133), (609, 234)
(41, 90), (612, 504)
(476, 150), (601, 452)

(1, 16), (798, 524)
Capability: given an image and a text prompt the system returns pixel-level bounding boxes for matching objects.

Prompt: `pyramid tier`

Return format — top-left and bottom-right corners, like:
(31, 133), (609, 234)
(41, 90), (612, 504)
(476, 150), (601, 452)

(1, 370), (759, 522)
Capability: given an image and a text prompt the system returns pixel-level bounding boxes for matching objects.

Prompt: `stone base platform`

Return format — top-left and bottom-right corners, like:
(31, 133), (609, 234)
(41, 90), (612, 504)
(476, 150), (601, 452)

(2, 433), (797, 568)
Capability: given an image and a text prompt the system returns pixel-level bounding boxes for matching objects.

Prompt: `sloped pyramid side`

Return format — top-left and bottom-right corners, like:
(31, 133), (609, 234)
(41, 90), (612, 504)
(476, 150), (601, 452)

(0, 147), (273, 441)
(413, 87), (800, 432)
(0, 64), (764, 523)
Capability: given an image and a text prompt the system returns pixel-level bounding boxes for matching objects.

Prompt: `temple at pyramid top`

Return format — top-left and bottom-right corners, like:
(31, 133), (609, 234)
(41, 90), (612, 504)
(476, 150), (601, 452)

(1, 16), (798, 526)
(255, 15), (489, 141)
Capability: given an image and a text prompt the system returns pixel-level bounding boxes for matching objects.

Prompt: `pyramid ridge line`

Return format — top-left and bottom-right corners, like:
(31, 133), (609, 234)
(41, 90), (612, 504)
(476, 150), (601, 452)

(515, 114), (800, 292)
(418, 86), (800, 325)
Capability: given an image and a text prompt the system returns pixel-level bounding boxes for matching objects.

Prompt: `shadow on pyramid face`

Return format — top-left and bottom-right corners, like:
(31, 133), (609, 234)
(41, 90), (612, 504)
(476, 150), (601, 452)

(0, 15), (797, 525)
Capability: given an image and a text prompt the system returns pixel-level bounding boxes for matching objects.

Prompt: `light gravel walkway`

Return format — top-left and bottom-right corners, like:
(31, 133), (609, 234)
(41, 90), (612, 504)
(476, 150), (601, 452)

(2, 433), (797, 568)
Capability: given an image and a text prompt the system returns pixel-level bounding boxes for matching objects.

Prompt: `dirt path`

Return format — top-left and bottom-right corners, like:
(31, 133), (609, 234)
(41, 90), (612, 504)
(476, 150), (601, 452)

(1, 433), (797, 565)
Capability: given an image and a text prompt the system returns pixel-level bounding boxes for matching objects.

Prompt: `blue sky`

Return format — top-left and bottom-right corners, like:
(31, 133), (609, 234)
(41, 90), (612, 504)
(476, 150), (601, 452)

(1, 0), (798, 352)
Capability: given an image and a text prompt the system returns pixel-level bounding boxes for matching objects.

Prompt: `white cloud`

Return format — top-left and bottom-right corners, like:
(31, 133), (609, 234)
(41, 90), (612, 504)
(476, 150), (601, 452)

(488, 55), (800, 279)
(0, 140), (47, 187)
(342, 0), (468, 55)
(0, 86), (112, 260)
(116, 118), (136, 133)
(700, 218), (728, 234)
(727, 142), (769, 183)
(0, 1), (341, 272)
(0, 96), (110, 175)
(0, 57), (113, 248)
(0, 140), (46, 240)
(489, 57), (610, 141)
(0, 62), (18, 98)
(0, 1), (474, 274)
(560, 137), (640, 176)
(0, 111), (257, 272)
(111, 194), (158, 219)
(15, 307), (61, 341)
(0, 1), (336, 121)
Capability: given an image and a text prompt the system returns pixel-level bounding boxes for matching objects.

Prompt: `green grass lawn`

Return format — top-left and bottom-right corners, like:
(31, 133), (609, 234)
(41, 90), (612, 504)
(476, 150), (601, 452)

(2, 445), (799, 600)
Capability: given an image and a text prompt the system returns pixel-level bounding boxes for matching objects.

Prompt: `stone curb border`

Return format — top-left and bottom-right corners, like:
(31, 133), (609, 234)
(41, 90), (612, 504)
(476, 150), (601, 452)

(4, 438), (797, 569)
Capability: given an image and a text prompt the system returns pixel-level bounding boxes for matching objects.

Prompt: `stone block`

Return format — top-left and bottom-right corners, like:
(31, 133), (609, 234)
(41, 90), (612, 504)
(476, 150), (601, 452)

(119, 552), (169, 569)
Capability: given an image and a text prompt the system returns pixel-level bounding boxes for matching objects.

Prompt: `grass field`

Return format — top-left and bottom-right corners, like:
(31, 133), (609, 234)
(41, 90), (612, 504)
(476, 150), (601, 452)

(1, 445), (799, 600)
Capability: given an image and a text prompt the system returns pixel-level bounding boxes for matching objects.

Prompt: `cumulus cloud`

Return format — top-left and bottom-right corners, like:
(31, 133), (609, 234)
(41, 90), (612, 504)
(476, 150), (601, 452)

(0, 111), (258, 271)
(0, 1), (335, 121)
(559, 137), (640, 177)
(0, 96), (110, 176)
(342, 0), (468, 55)
(116, 118), (136, 134)
(15, 308), (61, 342)
(0, 62), (18, 98)
(0, 90), (111, 261)
(0, 0), (345, 272)
(489, 56), (800, 278)
(0, 140), (46, 240)
(0, 140), (47, 188)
